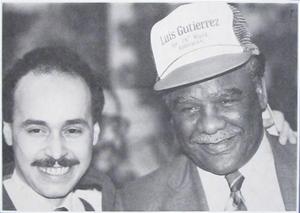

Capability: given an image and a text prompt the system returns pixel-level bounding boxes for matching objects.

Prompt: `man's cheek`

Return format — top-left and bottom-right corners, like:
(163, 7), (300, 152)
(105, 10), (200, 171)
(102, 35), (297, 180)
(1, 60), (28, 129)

(224, 111), (243, 121)
(174, 122), (193, 142)
(222, 106), (253, 124)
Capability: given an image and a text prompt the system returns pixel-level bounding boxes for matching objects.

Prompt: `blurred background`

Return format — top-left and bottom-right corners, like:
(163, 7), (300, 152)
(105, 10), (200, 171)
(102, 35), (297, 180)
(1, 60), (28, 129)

(2, 3), (297, 188)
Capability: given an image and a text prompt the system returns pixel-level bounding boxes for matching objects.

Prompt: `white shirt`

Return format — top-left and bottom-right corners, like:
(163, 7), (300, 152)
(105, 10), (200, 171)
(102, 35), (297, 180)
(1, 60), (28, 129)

(3, 170), (102, 211)
(197, 133), (285, 211)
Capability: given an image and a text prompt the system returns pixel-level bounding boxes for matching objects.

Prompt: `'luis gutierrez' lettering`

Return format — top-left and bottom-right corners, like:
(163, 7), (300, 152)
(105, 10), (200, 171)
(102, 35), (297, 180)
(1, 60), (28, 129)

(160, 18), (219, 45)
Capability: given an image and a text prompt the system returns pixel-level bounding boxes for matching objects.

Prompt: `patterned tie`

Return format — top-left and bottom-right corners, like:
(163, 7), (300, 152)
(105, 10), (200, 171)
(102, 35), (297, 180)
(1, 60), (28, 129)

(225, 171), (247, 211)
(54, 207), (68, 211)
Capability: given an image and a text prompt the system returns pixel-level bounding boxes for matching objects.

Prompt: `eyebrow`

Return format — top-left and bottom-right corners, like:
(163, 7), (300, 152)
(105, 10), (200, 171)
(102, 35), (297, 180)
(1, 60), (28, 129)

(21, 119), (48, 127)
(172, 88), (243, 106)
(21, 119), (89, 128)
(213, 88), (243, 98)
(64, 119), (89, 127)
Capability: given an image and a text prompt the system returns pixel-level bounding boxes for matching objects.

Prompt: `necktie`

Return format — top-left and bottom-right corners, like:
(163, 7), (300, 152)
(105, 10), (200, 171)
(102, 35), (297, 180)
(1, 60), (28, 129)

(54, 207), (68, 211)
(225, 171), (247, 211)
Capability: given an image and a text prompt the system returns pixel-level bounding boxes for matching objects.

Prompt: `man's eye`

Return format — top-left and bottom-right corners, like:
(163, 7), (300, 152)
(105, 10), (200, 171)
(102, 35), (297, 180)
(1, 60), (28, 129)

(28, 129), (41, 133)
(180, 106), (199, 113)
(26, 128), (47, 135)
(221, 99), (238, 105)
(64, 128), (83, 136)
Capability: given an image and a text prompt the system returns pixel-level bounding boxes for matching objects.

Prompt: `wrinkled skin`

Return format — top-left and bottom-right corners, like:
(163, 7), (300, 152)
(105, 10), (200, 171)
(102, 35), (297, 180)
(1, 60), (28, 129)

(165, 67), (267, 175)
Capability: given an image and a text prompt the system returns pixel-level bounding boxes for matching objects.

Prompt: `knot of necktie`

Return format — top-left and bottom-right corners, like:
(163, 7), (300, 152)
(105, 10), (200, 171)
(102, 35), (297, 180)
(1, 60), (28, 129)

(225, 170), (247, 211)
(226, 170), (245, 192)
(54, 207), (68, 211)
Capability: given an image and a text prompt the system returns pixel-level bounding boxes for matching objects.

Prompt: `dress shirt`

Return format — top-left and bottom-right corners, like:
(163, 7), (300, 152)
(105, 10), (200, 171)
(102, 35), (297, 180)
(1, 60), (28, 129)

(3, 170), (102, 211)
(197, 132), (285, 211)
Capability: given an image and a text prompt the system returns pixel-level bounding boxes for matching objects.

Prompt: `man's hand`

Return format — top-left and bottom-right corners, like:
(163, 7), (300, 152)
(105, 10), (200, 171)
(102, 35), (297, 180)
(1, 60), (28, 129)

(263, 108), (297, 145)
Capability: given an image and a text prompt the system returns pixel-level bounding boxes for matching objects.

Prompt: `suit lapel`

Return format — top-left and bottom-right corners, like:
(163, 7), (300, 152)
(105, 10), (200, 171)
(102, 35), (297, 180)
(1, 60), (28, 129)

(3, 185), (17, 210)
(268, 134), (297, 211)
(164, 155), (209, 211)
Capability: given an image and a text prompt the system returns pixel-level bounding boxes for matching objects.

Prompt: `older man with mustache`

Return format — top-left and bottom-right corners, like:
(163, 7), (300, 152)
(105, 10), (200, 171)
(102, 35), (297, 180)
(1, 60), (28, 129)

(115, 2), (297, 211)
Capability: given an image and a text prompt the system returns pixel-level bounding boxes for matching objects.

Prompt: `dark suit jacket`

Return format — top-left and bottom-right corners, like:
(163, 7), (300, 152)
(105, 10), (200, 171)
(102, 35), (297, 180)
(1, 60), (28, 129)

(2, 163), (116, 211)
(115, 135), (297, 211)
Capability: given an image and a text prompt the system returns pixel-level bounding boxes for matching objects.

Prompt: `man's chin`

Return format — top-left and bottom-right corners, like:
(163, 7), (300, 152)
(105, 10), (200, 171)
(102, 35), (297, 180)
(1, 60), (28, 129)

(35, 183), (75, 199)
(205, 167), (238, 176)
(196, 158), (242, 175)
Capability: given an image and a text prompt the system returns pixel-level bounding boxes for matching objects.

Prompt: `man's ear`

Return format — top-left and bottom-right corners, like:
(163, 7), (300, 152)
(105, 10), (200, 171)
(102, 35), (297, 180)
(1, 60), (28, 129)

(92, 122), (101, 146)
(3, 122), (13, 146)
(255, 77), (268, 110)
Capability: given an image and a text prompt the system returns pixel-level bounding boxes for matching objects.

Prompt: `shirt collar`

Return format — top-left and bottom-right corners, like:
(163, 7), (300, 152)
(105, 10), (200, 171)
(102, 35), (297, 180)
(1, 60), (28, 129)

(240, 131), (273, 176)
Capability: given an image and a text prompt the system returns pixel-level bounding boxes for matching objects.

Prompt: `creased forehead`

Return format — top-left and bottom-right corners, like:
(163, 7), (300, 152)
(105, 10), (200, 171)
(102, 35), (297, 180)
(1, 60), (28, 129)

(162, 65), (258, 107)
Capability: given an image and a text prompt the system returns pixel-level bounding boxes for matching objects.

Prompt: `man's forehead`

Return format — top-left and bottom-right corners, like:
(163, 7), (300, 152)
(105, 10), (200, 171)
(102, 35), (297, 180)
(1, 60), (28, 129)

(12, 71), (93, 124)
(165, 68), (254, 101)
(176, 87), (243, 100)
(14, 71), (90, 96)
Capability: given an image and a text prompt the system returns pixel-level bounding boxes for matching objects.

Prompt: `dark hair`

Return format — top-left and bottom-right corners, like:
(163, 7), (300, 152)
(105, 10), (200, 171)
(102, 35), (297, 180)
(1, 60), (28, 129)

(3, 46), (104, 123)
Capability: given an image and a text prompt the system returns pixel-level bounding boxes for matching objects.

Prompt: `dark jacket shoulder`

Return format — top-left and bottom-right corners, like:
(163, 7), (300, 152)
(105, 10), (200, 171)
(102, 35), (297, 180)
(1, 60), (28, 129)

(115, 155), (191, 210)
(268, 134), (297, 211)
(78, 166), (116, 211)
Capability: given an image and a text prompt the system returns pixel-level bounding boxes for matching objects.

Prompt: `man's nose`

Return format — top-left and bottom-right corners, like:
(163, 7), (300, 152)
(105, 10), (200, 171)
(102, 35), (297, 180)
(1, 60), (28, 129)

(45, 132), (67, 159)
(197, 104), (226, 134)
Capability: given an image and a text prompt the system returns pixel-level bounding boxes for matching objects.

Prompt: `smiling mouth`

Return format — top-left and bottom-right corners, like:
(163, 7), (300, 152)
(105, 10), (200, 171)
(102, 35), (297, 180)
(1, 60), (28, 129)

(198, 136), (237, 155)
(38, 166), (70, 176)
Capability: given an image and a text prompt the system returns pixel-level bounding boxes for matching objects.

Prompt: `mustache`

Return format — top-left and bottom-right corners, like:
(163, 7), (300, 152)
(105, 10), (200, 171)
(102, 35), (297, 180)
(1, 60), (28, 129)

(31, 156), (80, 167)
(191, 126), (242, 144)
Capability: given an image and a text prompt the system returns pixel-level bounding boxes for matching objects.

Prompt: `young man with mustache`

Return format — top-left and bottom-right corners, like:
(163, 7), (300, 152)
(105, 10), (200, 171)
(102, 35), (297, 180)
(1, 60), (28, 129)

(115, 2), (297, 211)
(2, 46), (115, 211)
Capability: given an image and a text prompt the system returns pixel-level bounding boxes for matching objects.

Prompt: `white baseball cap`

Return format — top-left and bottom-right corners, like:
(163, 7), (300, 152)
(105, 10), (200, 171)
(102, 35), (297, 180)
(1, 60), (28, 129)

(151, 2), (260, 91)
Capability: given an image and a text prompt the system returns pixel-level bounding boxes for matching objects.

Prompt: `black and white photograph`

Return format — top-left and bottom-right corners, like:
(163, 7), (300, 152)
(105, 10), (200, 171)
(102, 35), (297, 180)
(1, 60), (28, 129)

(1, 1), (298, 211)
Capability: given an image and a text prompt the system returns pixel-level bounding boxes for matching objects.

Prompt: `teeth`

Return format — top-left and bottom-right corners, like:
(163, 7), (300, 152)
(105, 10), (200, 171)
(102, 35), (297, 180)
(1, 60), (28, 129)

(39, 166), (70, 176)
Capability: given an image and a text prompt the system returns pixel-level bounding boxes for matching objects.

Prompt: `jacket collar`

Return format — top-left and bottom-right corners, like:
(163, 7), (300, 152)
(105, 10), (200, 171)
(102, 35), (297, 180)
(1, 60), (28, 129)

(166, 154), (209, 211)
(267, 133), (297, 211)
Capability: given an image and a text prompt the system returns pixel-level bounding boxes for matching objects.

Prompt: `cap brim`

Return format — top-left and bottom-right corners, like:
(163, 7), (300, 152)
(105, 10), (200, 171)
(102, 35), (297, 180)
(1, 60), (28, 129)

(154, 53), (252, 91)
